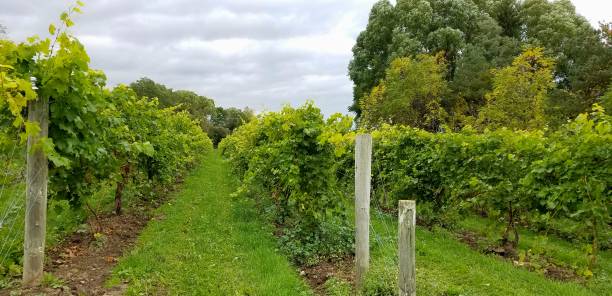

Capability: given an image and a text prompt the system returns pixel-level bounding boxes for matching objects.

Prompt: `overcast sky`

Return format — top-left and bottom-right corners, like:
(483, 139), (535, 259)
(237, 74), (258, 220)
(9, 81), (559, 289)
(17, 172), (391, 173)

(1, 0), (610, 116)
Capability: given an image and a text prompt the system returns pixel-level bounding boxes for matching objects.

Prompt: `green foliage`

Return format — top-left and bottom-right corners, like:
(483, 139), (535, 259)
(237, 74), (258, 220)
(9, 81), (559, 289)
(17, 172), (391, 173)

(0, 4), (213, 277)
(348, 0), (396, 115)
(0, 5), (212, 205)
(323, 277), (352, 296)
(129, 77), (254, 146)
(484, 0), (523, 38)
(524, 105), (611, 269)
(350, 0), (612, 126)
(601, 83), (612, 112)
(107, 85), (212, 185)
(222, 102), (353, 226)
(522, 0), (612, 113)
(360, 54), (448, 131)
(42, 272), (66, 289)
(220, 102), (355, 263)
(0, 42), (39, 130)
(279, 218), (353, 266)
(478, 47), (554, 130)
(360, 264), (397, 296)
(365, 105), (610, 263)
(349, 0), (506, 117)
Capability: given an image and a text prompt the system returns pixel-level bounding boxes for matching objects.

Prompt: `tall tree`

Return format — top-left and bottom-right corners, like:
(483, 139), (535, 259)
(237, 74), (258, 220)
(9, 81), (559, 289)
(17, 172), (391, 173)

(478, 48), (554, 130)
(521, 0), (612, 125)
(348, 0), (396, 116)
(130, 77), (215, 129)
(482, 0), (523, 38)
(349, 0), (505, 118)
(601, 82), (612, 112)
(349, 0), (612, 127)
(129, 78), (253, 146)
(360, 54), (448, 131)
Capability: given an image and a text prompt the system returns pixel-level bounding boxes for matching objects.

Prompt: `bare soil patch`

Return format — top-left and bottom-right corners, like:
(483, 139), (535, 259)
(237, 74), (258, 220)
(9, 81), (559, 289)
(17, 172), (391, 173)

(455, 230), (582, 283)
(2, 194), (172, 296)
(299, 256), (354, 295)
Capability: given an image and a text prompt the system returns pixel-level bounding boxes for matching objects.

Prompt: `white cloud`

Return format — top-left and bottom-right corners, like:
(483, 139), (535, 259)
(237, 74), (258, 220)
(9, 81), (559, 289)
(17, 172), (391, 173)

(0, 0), (607, 116)
(571, 0), (612, 27)
(176, 38), (261, 57)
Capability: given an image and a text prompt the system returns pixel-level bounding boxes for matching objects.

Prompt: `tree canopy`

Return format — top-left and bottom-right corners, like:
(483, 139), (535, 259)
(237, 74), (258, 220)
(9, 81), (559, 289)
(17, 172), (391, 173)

(129, 78), (253, 145)
(478, 47), (554, 130)
(360, 54), (448, 131)
(349, 0), (612, 128)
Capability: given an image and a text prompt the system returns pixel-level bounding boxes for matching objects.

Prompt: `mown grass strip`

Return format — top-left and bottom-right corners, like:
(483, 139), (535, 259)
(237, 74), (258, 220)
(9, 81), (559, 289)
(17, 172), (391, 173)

(109, 151), (312, 295)
(368, 210), (609, 296)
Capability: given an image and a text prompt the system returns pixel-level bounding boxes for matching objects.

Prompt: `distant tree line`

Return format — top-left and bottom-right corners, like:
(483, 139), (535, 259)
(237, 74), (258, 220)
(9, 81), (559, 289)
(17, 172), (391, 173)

(129, 78), (254, 145)
(350, 0), (612, 130)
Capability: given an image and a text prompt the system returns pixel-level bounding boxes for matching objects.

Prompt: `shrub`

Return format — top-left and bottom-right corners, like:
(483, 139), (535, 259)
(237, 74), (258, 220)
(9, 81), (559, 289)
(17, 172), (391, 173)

(220, 102), (355, 264)
(360, 264), (398, 296)
(366, 105), (610, 262)
(324, 277), (353, 296)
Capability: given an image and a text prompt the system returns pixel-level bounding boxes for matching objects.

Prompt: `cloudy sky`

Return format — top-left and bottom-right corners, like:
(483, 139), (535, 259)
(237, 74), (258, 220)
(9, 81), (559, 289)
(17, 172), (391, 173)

(1, 0), (610, 116)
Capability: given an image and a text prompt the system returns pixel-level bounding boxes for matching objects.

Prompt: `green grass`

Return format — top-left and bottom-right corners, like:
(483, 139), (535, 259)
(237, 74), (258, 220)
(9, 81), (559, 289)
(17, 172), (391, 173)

(0, 183), (25, 276)
(457, 215), (611, 294)
(365, 209), (611, 296)
(0, 177), (101, 283)
(109, 150), (312, 295)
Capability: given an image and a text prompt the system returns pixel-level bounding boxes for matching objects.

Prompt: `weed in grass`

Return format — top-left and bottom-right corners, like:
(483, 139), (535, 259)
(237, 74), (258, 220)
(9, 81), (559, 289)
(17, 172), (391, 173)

(41, 272), (66, 289)
(323, 277), (353, 296)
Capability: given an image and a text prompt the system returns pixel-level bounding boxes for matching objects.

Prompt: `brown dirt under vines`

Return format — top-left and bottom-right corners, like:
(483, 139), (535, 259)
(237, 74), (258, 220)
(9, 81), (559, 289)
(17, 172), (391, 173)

(299, 256), (355, 295)
(3, 192), (175, 296)
(456, 230), (583, 283)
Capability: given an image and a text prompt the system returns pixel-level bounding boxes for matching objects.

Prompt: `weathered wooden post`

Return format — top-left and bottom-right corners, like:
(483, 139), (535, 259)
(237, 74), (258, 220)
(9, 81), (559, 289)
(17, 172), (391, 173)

(355, 134), (372, 289)
(23, 96), (49, 286)
(399, 200), (416, 296)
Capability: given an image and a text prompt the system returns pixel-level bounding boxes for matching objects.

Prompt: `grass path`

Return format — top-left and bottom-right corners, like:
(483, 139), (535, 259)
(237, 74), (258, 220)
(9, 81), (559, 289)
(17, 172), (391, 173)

(108, 151), (312, 295)
(107, 149), (609, 296)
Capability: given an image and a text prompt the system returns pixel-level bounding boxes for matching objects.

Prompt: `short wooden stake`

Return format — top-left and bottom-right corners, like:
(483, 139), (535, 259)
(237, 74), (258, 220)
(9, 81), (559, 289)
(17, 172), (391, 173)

(355, 134), (372, 289)
(23, 97), (49, 286)
(399, 200), (416, 296)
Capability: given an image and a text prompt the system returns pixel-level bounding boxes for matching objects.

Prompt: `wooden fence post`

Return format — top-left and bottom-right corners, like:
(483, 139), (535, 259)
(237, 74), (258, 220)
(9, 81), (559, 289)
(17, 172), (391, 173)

(23, 96), (49, 286)
(399, 200), (416, 296)
(355, 134), (372, 289)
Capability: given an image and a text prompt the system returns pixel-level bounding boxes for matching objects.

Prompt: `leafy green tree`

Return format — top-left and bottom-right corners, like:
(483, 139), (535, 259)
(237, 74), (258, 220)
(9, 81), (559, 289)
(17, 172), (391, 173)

(129, 77), (216, 127)
(477, 0), (523, 38)
(350, 0), (612, 126)
(601, 82), (612, 112)
(204, 107), (252, 145)
(522, 0), (612, 124)
(360, 54), (448, 131)
(129, 78), (253, 146)
(349, 0), (498, 117)
(601, 22), (612, 45)
(478, 48), (554, 130)
(449, 45), (492, 117)
(129, 77), (171, 105)
(211, 107), (254, 132)
(348, 0), (395, 115)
